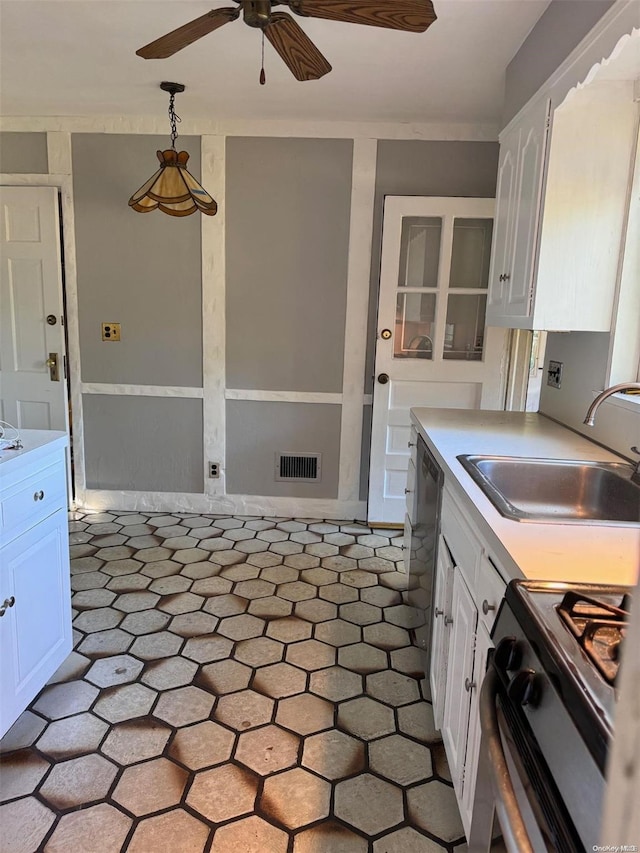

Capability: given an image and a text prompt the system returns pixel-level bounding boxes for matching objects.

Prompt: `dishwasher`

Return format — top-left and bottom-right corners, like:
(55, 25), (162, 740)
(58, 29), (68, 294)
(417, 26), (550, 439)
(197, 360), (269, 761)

(407, 434), (444, 680)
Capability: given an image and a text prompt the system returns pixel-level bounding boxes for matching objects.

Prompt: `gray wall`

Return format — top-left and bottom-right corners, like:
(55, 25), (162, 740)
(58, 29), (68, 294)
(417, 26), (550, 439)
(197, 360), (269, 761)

(72, 134), (203, 387)
(225, 137), (353, 393)
(0, 132), (48, 173)
(503, 0), (615, 125)
(225, 400), (341, 498)
(83, 395), (204, 492)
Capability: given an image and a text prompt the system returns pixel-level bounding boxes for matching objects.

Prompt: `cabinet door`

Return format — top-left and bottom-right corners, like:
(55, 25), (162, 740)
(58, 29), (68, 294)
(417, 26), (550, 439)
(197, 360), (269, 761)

(441, 569), (478, 798)
(487, 126), (519, 320)
(460, 622), (493, 837)
(430, 535), (454, 729)
(0, 573), (18, 735)
(503, 97), (551, 321)
(0, 508), (72, 737)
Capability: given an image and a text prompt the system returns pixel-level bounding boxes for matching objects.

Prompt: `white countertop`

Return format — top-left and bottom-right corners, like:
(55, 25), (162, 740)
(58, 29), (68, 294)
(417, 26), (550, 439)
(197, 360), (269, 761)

(0, 429), (68, 473)
(410, 409), (640, 588)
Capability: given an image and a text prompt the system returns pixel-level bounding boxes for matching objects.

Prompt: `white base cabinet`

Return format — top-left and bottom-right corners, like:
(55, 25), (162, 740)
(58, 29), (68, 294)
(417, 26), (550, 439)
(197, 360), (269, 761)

(0, 434), (72, 738)
(431, 482), (506, 838)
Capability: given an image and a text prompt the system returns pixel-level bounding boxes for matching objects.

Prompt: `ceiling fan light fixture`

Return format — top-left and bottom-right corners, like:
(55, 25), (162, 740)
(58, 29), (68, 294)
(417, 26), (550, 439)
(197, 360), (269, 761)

(128, 82), (217, 217)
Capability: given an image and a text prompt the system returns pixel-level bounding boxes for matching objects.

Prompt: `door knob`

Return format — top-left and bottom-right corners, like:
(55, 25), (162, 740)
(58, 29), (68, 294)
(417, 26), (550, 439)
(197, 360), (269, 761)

(46, 352), (60, 382)
(377, 373), (389, 384)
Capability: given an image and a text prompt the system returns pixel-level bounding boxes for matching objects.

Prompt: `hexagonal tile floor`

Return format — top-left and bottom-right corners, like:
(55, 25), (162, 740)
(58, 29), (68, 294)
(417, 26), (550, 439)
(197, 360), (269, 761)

(0, 512), (467, 852)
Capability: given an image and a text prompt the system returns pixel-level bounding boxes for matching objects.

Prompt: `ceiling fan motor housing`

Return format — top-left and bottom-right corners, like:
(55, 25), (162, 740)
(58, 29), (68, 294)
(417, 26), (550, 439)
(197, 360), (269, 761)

(243, 0), (273, 28)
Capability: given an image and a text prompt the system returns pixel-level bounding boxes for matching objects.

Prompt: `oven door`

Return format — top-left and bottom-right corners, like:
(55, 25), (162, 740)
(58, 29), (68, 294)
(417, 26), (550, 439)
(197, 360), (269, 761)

(471, 667), (585, 853)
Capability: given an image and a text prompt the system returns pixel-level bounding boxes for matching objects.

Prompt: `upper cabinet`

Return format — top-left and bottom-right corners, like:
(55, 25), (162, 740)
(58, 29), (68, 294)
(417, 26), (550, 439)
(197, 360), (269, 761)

(487, 20), (640, 331)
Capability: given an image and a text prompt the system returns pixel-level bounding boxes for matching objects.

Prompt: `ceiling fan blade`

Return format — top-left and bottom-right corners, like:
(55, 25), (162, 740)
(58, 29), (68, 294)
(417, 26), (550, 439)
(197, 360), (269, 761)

(136, 7), (239, 59)
(264, 13), (332, 82)
(288, 0), (436, 33)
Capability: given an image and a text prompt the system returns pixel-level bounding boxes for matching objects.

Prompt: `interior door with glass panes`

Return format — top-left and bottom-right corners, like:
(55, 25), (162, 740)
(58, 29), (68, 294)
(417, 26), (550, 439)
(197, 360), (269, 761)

(368, 197), (508, 525)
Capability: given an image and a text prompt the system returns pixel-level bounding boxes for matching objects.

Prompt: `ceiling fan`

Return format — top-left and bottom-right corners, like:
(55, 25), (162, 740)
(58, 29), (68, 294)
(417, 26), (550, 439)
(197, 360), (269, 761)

(136, 0), (437, 83)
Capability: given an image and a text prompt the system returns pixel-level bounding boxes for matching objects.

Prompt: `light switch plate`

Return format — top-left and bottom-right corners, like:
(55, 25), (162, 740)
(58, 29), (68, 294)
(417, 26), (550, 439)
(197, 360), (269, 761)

(547, 360), (563, 388)
(102, 323), (121, 341)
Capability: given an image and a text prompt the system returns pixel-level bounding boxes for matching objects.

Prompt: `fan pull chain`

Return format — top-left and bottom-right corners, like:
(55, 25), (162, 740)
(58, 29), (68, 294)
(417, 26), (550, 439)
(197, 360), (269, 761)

(168, 91), (182, 149)
(260, 29), (266, 85)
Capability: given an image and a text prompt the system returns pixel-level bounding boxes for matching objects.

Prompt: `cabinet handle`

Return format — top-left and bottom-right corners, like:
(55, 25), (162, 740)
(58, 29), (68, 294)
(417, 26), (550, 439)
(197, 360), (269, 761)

(465, 677), (476, 693)
(404, 488), (412, 494)
(434, 608), (444, 618)
(33, 490), (45, 501)
(444, 615), (454, 626)
(482, 599), (496, 615)
(408, 441), (416, 448)
(0, 596), (16, 617)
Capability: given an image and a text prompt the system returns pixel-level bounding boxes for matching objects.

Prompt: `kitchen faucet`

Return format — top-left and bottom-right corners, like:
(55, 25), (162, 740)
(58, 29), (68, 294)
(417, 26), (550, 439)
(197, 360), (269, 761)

(583, 382), (640, 484)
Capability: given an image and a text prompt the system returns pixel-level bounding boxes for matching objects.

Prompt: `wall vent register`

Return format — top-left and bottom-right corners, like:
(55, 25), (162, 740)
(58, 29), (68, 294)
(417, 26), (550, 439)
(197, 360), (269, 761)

(275, 452), (322, 482)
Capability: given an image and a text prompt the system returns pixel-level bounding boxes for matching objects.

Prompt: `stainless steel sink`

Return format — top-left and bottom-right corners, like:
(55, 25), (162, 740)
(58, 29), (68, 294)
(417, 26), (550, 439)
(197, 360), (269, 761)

(457, 455), (640, 525)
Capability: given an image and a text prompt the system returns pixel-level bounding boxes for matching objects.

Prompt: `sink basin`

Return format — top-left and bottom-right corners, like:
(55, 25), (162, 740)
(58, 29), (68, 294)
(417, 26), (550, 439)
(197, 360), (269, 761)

(457, 455), (640, 525)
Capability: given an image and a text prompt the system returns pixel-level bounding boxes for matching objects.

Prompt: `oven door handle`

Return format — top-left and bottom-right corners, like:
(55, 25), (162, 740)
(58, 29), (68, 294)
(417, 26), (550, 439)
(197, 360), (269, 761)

(479, 667), (535, 853)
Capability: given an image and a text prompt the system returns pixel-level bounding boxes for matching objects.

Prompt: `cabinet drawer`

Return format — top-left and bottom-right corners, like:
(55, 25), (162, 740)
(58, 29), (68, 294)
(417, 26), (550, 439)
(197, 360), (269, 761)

(476, 553), (506, 633)
(441, 487), (478, 591)
(1, 460), (66, 542)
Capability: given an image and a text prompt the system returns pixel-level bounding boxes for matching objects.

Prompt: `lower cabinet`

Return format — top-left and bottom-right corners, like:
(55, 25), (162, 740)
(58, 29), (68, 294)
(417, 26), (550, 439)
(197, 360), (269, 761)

(431, 482), (506, 837)
(0, 442), (72, 738)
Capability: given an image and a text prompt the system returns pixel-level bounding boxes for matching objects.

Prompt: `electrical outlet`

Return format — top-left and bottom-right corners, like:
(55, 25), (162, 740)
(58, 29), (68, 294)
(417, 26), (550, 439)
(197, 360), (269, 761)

(547, 360), (563, 388)
(209, 462), (220, 479)
(102, 323), (121, 341)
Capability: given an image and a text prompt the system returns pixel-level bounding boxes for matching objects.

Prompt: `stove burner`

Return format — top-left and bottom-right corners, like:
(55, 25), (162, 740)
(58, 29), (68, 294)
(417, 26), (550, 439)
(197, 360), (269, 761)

(557, 591), (629, 685)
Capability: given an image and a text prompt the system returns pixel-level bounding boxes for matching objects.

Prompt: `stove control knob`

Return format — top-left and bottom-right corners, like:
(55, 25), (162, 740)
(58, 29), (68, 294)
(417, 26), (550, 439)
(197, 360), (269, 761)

(494, 636), (523, 672)
(508, 669), (542, 708)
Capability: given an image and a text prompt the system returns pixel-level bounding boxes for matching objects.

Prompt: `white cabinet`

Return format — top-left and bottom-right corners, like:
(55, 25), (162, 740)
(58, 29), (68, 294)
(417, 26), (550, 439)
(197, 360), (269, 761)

(0, 434), (72, 738)
(486, 96), (551, 328)
(430, 482), (506, 838)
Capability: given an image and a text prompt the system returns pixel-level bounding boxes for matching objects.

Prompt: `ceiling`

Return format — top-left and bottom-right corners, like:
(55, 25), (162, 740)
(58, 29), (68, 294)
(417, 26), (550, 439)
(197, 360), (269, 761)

(0, 0), (551, 125)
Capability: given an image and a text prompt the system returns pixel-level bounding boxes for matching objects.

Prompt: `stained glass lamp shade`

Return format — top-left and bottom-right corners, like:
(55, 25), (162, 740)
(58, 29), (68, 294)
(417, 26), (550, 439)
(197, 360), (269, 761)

(128, 81), (217, 217)
(129, 149), (217, 216)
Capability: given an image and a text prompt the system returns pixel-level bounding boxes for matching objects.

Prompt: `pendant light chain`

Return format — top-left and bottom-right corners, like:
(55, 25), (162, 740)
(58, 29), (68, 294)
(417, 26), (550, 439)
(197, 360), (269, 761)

(167, 90), (182, 150)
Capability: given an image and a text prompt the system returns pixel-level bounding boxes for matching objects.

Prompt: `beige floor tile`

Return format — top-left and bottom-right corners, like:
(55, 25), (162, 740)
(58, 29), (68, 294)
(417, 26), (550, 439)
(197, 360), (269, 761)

(390, 646), (425, 677)
(0, 711), (47, 753)
(93, 682), (157, 724)
(314, 619), (362, 647)
(334, 773), (403, 835)
(248, 595), (293, 619)
(261, 767), (330, 829)
(33, 680), (99, 721)
(319, 583), (360, 604)
(127, 809), (211, 853)
(284, 553), (322, 570)
(215, 689), (275, 730)
(148, 575), (192, 595)
(39, 753), (117, 809)
(308, 665), (362, 702)
(235, 724), (300, 775)
(277, 581), (316, 602)
(112, 757), (188, 816)
(77, 628), (133, 657)
(198, 659), (253, 694)
(190, 576), (233, 596)
(397, 702), (440, 744)
(302, 729), (365, 780)
(366, 670), (421, 707)
(285, 639), (336, 671)
(235, 636), (284, 667)
(119, 609), (171, 635)
(157, 591), (205, 615)
(101, 717), (171, 764)
(0, 750), (51, 800)
(300, 568), (337, 586)
(369, 734), (433, 785)
(36, 712), (108, 759)
(217, 613), (266, 641)
(205, 594), (251, 620)
(187, 764), (258, 822)
(234, 579), (276, 599)
(339, 602), (383, 626)
(341, 570), (379, 589)
(338, 643), (388, 674)
(44, 803), (131, 853)
(259, 564), (299, 583)
(210, 815), (289, 853)
(337, 697), (395, 741)
(294, 598), (339, 623)
(373, 827), (446, 852)
(168, 611), (220, 637)
(182, 635), (234, 664)
(407, 780), (465, 842)
(276, 693), (334, 735)
(130, 630), (184, 660)
(266, 617), (313, 643)
(363, 623), (411, 650)
(154, 685), (215, 727)
(360, 586), (402, 607)
(293, 823), (368, 853)
(85, 654), (144, 688)
(141, 656), (198, 689)
(0, 796), (55, 853)
(253, 662), (308, 698)
(169, 720), (235, 770)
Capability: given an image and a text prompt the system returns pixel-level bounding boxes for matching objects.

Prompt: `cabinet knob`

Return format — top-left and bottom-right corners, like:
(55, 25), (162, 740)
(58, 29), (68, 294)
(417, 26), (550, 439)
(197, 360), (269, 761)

(408, 441), (416, 448)
(464, 677), (476, 693)
(482, 599), (496, 615)
(434, 608), (444, 618)
(33, 490), (45, 501)
(404, 488), (412, 494)
(0, 596), (16, 616)
(444, 615), (454, 626)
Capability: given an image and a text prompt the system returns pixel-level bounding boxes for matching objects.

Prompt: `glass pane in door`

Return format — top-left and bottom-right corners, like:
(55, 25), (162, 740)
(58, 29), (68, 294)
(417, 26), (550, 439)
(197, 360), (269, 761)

(395, 292), (436, 359)
(449, 218), (493, 288)
(398, 217), (442, 288)
(443, 294), (487, 361)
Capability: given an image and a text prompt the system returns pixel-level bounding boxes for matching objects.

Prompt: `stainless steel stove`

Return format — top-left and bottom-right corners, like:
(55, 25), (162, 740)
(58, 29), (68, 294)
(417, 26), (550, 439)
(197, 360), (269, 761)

(476, 580), (631, 853)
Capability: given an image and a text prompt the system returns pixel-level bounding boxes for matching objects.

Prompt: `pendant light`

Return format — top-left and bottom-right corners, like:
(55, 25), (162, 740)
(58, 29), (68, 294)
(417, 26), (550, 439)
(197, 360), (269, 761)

(129, 82), (217, 217)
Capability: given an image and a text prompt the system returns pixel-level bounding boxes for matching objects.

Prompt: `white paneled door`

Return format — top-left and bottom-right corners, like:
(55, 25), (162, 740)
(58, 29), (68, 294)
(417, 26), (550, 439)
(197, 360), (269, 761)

(0, 187), (68, 431)
(368, 197), (508, 525)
